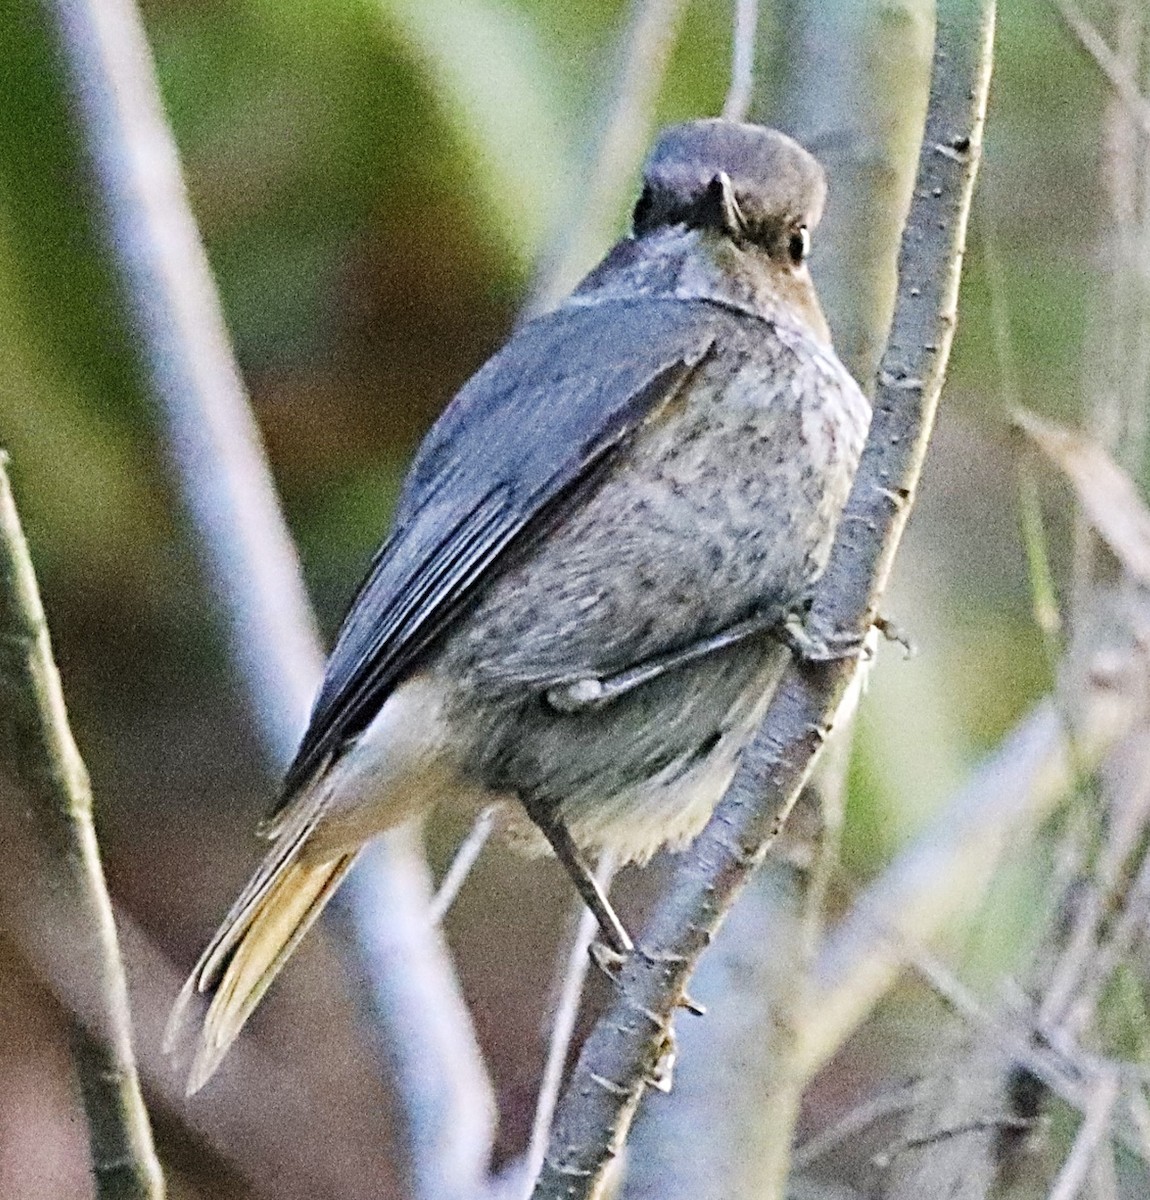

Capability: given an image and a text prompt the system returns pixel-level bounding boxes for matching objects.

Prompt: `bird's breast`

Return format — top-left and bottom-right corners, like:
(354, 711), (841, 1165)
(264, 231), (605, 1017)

(444, 320), (866, 693)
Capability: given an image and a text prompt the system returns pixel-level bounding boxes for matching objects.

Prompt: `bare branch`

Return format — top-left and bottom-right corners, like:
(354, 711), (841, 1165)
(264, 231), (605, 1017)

(803, 658), (1141, 1078)
(0, 457), (163, 1200)
(792, 1083), (926, 1172)
(40, 0), (495, 1194)
(874, 1037), (1016, 1200)
(531, 4), (996, 1195)
(1046, 1072), (1120, 1200)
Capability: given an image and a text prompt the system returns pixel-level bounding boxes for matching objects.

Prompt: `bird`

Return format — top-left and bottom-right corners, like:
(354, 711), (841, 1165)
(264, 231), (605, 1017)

(166, 118), (870, 1094)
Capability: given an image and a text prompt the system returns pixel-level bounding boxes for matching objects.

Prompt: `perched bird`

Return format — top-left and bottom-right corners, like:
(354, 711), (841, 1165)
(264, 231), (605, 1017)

(168, 118), (870, 1093)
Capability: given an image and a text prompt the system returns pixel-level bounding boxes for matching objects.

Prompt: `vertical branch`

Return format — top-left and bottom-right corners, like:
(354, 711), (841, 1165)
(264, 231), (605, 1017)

(0, 457), (164, 1200)
(532, 2), (995, 1195)
(40, 0), (496, 1195)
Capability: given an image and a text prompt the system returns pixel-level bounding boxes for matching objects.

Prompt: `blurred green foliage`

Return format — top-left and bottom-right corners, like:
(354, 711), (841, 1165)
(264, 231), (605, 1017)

(0, 0), (1139, 1192)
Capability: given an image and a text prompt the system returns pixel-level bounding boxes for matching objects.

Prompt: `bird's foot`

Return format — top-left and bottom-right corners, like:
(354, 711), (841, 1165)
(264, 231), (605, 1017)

(589, 938), (630, 981)
(782, 610), (870, 663)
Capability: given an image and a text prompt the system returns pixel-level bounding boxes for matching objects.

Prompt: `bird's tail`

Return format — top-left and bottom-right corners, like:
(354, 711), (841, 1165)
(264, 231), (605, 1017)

(165, 815), (356, 1095)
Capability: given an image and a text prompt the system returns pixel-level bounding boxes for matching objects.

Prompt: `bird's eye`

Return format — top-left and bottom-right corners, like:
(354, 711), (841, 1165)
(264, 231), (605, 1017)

(787, 226), (810, 266)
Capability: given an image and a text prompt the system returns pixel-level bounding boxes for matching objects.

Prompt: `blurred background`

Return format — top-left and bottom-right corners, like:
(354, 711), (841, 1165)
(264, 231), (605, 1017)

(0, 0), (1139, 1196)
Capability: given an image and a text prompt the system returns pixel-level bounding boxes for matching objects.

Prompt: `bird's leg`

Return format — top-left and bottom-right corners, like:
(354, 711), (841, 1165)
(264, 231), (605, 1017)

(545, 609), (782, 714)
(522, 802), (633, 956)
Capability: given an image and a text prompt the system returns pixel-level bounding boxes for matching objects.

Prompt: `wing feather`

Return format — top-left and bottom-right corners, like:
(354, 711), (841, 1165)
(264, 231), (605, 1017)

(275, 297), (721, 808)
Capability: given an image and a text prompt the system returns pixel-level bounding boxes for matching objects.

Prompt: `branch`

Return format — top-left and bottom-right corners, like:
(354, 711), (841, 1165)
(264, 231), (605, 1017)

(0, 456), (164, 1200)
(531, 3), (996, 1194)
(41, 0), (495, 1195)
(875, 1035), (1017, 1199)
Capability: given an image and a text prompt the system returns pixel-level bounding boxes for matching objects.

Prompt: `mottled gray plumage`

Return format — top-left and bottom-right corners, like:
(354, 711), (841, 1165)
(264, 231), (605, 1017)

(168, 119), (870, 1093)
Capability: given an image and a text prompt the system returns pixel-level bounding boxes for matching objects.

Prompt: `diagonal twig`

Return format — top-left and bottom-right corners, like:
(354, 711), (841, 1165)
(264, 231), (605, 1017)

(803, 664), (1141, 1079)
(0, 455), (164, 1200)
(530, 3), (997, 1195)
(521, 854), (618, 1200)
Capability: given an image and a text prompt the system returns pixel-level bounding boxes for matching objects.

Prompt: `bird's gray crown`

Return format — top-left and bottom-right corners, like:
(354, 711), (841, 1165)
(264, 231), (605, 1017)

(634, 120), (826, 247)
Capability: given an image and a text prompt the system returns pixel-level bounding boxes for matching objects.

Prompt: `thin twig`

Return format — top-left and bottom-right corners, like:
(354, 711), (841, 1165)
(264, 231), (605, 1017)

(42, 1), (496, 1195)
(523, 0), (689, 317)
(792, 1082), (926, 1171)
(430, 804), (503, 925)
(0, 456), (164, 1200)
(522, 854), (617, 1199)
(901, 950), (1150, 1169)
(721, 0), (759, 122)
(531, 4), (996, 1195)
(803, 669), (1139, 1080)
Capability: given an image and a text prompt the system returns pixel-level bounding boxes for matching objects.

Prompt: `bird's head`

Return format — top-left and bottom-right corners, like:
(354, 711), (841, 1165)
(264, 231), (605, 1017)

(633, 120), (830, 341)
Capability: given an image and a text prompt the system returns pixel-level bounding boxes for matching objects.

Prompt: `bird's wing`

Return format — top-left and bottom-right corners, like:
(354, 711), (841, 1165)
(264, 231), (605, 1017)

(274, 297), (721, 808)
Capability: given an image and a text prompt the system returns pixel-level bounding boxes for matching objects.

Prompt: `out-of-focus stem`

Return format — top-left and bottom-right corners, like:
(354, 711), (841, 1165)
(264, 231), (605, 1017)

(41, 1), (495, 1195)
(771, 0), (935, 387)
(802, 672), (1136, 1079)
